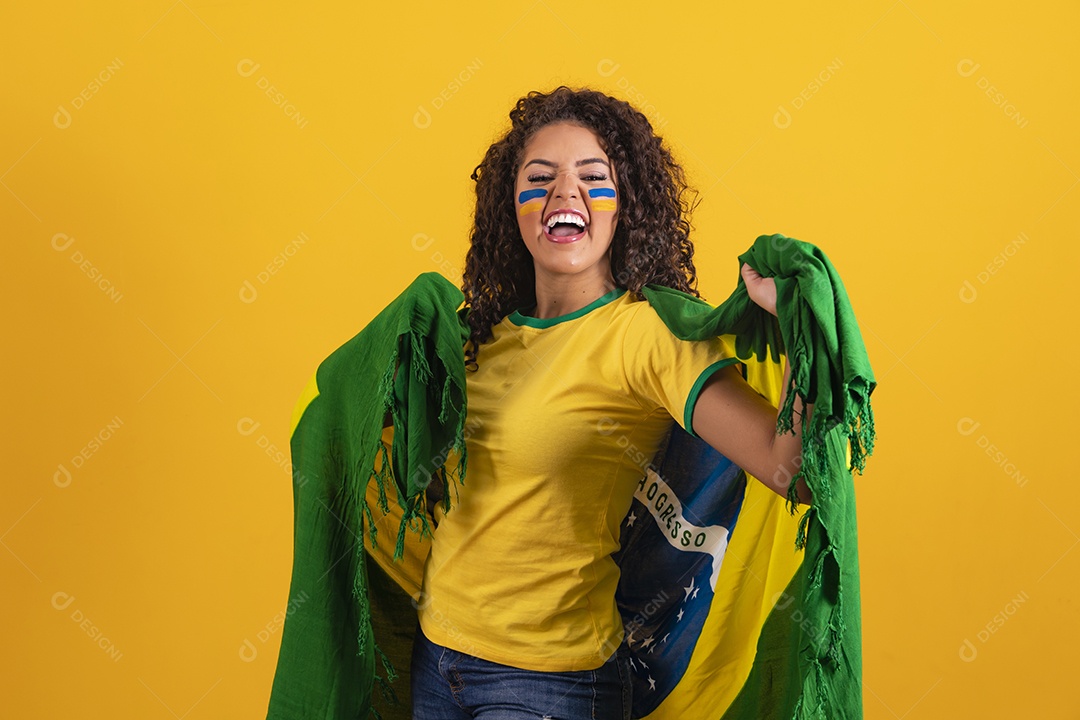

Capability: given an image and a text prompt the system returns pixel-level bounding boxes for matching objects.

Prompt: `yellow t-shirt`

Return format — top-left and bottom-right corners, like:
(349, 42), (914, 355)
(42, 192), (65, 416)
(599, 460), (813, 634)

(417, 287), (737, 671)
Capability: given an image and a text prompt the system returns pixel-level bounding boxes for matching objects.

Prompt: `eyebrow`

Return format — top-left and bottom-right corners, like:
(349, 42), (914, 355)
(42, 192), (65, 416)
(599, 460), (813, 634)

(523, 157), (611, 169)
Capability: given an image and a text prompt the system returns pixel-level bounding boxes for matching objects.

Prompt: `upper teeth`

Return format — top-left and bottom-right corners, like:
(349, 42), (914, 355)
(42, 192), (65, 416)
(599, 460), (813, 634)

(546, 213), (586, 229)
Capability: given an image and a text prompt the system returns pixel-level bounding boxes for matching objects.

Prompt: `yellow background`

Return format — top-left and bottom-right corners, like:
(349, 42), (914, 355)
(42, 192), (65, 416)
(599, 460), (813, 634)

(3, 2), (1076, 718)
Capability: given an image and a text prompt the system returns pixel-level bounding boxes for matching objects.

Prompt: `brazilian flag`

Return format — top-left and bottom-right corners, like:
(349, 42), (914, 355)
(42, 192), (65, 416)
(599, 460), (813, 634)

(265, 234), (874, 720)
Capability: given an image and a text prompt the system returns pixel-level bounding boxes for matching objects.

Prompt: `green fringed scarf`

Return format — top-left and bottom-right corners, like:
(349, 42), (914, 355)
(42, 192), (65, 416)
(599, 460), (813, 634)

(264, 274), (469, 718)
(641, 235), (875, 719)
(265, 233), (875, 720)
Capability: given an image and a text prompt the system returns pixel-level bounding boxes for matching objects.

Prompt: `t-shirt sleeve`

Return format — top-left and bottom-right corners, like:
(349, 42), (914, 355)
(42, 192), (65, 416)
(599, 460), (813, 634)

(621, 302), (740, 437)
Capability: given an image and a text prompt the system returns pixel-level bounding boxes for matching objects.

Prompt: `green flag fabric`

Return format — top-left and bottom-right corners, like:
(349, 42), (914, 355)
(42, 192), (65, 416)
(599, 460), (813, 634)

(265, 273), (469, 718)
(265, 233), (875, 719)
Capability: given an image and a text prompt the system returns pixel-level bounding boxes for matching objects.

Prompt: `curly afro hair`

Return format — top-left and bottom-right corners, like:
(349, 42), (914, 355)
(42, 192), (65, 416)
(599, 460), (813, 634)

(463, 85), (701, 370)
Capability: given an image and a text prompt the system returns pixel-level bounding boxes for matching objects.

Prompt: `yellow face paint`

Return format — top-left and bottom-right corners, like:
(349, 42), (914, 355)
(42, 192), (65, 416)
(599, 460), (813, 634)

(588, 188), (616, 213)
(518, 189), (547, 217)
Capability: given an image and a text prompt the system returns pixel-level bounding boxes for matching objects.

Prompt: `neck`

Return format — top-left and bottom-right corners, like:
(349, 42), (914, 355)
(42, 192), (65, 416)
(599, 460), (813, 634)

(530, 265), (617, 319)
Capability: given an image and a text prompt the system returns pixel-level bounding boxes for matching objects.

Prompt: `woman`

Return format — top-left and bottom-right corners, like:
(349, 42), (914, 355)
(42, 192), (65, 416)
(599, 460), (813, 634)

(408, 86), (811, 719)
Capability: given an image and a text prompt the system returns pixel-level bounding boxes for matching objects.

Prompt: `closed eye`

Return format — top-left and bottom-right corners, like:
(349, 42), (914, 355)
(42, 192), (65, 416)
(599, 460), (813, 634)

(527, 173), (609, 182)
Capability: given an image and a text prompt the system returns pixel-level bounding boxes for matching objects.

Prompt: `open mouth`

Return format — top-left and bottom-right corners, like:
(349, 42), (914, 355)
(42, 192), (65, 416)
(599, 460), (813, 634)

(543, 211), (587, 244)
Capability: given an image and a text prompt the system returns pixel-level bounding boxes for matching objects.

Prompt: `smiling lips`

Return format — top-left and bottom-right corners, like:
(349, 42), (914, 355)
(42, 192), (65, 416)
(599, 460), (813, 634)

(542, 208), (588, 244)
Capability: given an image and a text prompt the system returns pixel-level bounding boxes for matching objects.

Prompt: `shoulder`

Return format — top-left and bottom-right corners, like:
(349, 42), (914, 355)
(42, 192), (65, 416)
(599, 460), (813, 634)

(617, 287), (710, 341)
(617, 292), (726, 365)
(614, 290), (670, 325)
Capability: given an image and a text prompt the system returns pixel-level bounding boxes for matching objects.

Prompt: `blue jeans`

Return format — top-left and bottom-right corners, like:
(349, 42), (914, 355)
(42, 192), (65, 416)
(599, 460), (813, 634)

(410, 624), (632, 719)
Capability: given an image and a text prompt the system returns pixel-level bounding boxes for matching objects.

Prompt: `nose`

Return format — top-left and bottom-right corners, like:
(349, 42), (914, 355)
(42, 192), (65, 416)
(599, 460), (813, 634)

(552, 170), (579, 200)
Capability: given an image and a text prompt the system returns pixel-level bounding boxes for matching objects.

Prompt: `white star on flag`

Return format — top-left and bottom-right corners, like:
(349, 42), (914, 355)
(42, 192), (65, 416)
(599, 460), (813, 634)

(682, 577), (696, 600)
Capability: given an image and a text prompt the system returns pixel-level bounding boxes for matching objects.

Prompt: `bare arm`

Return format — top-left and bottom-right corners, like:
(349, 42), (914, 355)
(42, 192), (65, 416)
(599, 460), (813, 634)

(691, 360), (812, 504)
(689, 262), (813, 505)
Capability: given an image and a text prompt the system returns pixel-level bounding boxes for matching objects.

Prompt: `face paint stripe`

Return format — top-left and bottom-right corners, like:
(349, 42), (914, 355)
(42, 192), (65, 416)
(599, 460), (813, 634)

(591, 199), (617, 212)
(518, 203), (543, 216)
(588, 188), (616, 199)
(518, 189), (548, 204)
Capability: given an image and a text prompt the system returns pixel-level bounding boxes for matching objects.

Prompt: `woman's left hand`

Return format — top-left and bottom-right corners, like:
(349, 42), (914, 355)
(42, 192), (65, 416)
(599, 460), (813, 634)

(741, 262), (777, 317)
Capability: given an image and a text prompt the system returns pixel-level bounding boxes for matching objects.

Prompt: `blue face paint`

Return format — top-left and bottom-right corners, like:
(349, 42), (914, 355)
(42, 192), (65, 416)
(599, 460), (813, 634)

(588, 188), (616, 199)
(518, 189), (548, 204)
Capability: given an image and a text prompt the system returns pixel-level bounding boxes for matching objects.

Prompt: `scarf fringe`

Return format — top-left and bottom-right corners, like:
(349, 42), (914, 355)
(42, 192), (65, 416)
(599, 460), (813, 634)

(354, 330), (470, 712)
(376, 640), (399, 684)
(846, 385), (876, 475)
(775, 348), (869, 720)
(360, 338), (470, 562)
(352, 547), (373, 658)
